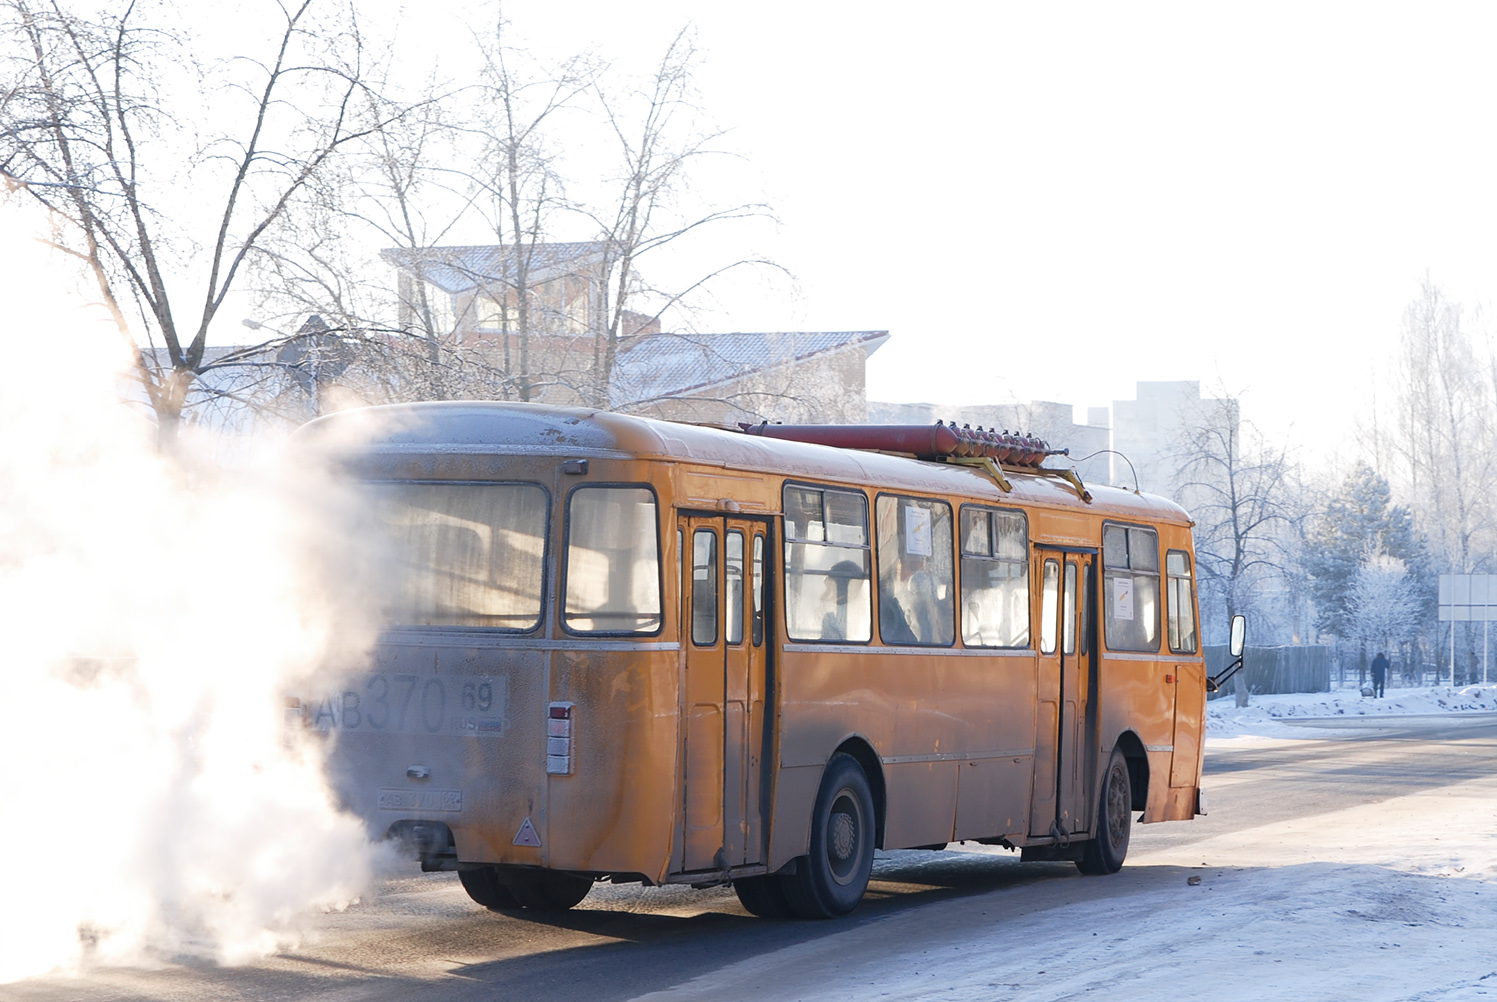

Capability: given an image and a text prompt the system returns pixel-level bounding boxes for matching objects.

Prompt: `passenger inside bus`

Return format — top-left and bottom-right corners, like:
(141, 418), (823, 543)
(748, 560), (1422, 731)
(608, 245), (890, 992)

(818, 560), (866, 641)
(876, 497), (954, 646)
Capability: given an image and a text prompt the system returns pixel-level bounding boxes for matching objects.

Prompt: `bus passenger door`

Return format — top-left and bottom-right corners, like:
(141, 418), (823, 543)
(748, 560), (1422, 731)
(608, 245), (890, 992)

(680, 515), (770, 873)
(1029, 550), (1094, 839)
(1059, 554), (1095, 834)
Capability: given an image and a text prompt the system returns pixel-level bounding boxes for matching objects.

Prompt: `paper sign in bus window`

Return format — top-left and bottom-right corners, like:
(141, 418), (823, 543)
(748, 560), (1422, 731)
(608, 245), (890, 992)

(904, 506), (932, 557)
(1113, 576), (1135, 621)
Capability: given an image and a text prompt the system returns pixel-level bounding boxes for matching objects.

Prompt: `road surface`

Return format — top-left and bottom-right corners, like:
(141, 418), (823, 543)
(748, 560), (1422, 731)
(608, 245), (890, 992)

(4, 716), (1495, 1002)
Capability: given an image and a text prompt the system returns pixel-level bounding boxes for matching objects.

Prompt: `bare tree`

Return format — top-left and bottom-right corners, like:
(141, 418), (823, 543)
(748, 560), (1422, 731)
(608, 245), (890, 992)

(1170, 394), (1302, 635)
(1372, 277), (1497, 576)
(231, 18), (785, 423)
(587, 27), (778, 407)
(250, 76), (479, 405)
(0, 0), (395, 446)
(465, 21), (594, 402)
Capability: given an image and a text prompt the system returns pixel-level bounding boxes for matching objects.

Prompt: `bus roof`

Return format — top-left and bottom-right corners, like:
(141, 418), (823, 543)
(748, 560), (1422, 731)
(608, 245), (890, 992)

(304, 401), (1192, 525)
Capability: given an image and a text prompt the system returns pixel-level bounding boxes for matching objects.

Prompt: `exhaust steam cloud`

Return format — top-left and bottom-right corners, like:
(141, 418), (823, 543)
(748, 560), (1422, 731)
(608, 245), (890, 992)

(0, 193), (384, 982)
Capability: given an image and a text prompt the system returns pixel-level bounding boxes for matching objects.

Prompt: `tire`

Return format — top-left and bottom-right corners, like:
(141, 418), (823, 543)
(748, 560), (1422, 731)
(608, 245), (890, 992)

(733, 874), (795, 918)
(458, 866), (522, 911)
(1077, 747), (1133, 876)
(507, 869), (594, 911)
(783, 753), (876, 918)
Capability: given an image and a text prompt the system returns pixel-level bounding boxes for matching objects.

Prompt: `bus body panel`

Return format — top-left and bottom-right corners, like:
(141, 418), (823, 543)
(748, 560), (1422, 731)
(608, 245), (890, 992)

(302, 401), (1212, 889)
(547, 647), (680, 875)
(323, 640), (551, 864)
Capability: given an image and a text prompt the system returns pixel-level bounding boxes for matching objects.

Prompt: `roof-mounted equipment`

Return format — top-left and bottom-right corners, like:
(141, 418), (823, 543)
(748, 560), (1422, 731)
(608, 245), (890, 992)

(736, 421), (1092, 503)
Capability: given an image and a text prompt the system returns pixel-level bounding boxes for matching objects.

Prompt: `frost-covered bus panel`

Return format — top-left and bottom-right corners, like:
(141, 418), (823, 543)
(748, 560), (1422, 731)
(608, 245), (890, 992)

(295, 401), (1212, 918)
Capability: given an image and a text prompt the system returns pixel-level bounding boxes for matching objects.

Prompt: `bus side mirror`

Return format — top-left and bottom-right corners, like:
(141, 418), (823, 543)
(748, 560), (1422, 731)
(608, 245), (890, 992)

(1208, 616), (1248, 693)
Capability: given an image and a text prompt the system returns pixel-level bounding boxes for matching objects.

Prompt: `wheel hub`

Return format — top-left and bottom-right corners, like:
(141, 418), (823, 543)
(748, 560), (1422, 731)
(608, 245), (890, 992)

(830, 811), (856, 862)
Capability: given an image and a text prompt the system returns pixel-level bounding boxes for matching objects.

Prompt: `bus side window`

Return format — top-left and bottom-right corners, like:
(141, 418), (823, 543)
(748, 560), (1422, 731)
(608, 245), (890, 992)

(1102, 524), (1160, 652)
(1166, 550), (1198, 653)
(782, 485), (871, 642)
(875, 495), (955, 646)
(959, 507), (1030, 648)
(692, 529), (718, 646)
(1039, 558), (1060, 654)
(726, 530), (745, 646)
(751, 534), (765, 647)
(1062, 562), (1077, 655)
(1081, 563), (1092, 656)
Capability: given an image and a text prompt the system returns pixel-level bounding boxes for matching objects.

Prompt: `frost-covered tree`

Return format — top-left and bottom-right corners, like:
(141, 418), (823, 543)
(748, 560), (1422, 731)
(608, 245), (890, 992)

(1372, 278), (1497, 576)
(1348, 552), (1421, 659)
(1302, 463), (1428, 641)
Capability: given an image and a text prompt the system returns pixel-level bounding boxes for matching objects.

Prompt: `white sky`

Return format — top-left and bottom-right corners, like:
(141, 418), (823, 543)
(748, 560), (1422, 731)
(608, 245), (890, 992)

(493, 1), (1497, 453)
(216, 2), (1497, 455)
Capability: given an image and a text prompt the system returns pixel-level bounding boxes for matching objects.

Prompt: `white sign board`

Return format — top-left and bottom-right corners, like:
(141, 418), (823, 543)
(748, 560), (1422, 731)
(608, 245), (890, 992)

(1438, 573), (1497, 621)
(1112, 577), (1134, 621)
(903, 506), (932, 557)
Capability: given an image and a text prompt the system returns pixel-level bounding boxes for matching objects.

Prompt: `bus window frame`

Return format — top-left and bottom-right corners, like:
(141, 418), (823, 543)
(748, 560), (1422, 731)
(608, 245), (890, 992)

(1100, 519), (1162, 654)
(874, 491), (957, 649)
(956, 503), (1032, 650)
(362, 477), (553, 635)
(560, 481), (666, 638)
(1166, 548), (1199, 654)
(780, 479), (873, 645)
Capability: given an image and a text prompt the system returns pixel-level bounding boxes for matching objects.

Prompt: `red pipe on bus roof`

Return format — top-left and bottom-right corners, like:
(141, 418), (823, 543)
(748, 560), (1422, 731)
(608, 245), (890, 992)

(736, 421), (1057, 468)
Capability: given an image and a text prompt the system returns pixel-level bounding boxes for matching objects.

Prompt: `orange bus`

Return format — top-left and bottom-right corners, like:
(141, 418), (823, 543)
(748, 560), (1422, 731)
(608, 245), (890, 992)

(300, 401), (1232, 918)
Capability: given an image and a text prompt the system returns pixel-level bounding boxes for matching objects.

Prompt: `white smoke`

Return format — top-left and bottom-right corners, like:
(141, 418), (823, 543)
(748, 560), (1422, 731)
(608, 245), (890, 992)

(0, 193), (383, 981)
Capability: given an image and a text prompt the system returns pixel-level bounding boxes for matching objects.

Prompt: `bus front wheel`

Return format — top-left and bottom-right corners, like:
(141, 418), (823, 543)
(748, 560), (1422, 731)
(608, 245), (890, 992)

(783, 753), (876, 918)
(1077, 747), (1133, 875)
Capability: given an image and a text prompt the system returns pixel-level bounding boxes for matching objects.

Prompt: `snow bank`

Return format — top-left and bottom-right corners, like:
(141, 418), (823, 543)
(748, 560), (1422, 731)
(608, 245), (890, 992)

(1207, 685), (1497, 740)
(632, 773), (1497, 1002)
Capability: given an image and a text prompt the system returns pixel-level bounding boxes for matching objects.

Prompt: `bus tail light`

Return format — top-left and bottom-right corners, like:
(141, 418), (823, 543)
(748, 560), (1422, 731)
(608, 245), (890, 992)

(547, 702), (574, 775)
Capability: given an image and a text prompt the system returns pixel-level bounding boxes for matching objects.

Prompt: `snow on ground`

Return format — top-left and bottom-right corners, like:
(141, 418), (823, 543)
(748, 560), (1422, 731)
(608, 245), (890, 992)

(1207, 685), (1497, 740)
(635, 775), (1497, 1002)
(634, 694), (1497, 1002)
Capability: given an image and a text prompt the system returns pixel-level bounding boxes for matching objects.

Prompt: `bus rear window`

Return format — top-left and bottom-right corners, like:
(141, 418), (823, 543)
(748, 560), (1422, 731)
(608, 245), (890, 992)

(564, 487), (663, 634)
(366, 482), (548, 630)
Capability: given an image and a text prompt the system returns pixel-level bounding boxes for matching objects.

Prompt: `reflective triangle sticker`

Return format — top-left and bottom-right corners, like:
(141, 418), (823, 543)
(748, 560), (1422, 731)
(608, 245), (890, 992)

(512, 817), (542, 847)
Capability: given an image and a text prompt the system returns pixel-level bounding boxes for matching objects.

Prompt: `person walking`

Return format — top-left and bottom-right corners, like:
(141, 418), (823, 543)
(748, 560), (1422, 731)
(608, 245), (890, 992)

(1371, 651), (1389, 698)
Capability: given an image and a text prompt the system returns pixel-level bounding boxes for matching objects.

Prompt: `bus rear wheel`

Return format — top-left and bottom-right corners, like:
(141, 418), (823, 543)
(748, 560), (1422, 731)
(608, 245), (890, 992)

(508, 869), (595, 910)
(1077, 747), (1133, 875)
(783, 753), (876, 918)
(733, 874), (795, 917)
(458, 866), (521, 911)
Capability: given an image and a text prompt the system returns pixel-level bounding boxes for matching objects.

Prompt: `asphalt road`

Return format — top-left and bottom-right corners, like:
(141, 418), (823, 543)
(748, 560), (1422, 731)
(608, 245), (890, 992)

(5, 716), (1495, 1002)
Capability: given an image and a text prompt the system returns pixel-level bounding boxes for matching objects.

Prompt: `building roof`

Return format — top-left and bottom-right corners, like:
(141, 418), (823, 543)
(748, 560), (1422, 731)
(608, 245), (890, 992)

(610, 330), (889, 407)
(380, 243), (608, 295)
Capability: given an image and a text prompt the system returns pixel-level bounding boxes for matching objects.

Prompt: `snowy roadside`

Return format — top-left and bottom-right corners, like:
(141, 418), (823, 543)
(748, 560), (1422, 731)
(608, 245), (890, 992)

(1207, 685), (1497, 741)
(631, 693), (1497, 1002)
(632, 770), (1497, 1002)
